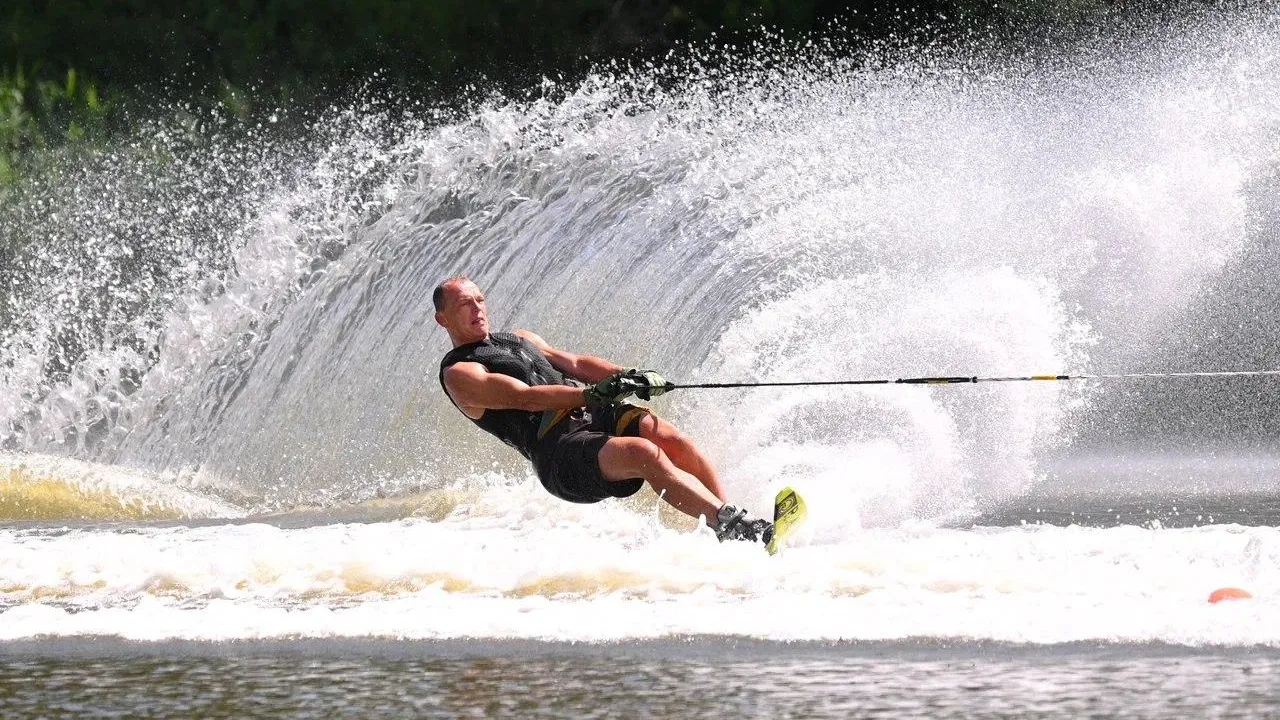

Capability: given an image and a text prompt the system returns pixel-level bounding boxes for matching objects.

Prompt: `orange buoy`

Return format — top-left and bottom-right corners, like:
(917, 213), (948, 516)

(1208, 587), (1252, 604)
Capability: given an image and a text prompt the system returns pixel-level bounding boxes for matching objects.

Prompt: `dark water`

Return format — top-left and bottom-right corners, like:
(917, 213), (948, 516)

(1, 639), (1277, 719)
(973, 454), (1280, 529)
(975, 490), (1280, 529)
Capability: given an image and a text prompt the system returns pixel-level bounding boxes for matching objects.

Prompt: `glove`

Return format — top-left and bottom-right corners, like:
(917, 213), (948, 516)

(584, 371), (641, 408)
(630, 370), (669, 400)
(584, 369), (671, 407)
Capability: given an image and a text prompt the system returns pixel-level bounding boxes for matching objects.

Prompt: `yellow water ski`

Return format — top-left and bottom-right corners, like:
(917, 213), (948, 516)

(766, 486), (807, 555)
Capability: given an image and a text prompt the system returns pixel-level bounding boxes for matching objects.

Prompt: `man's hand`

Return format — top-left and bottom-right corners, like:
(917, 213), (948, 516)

(631, 370), (669, 400)
(584, 369), (671, 407)
(584, 371), (639, 408)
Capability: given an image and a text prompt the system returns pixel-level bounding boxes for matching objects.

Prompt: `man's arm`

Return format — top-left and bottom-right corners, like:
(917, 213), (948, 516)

(515, 329), (623, 383)
(443, 361), (587, 412)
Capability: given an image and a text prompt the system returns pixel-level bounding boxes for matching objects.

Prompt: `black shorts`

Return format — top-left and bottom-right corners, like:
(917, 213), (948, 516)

(531, 403), (651, 504)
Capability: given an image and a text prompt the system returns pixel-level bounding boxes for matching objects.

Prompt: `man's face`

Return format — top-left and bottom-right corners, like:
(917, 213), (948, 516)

(436, 280), (489, 340)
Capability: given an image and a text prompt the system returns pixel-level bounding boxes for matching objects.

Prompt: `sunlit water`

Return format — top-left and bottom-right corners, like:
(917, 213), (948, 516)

(3, 5), (1280, 717)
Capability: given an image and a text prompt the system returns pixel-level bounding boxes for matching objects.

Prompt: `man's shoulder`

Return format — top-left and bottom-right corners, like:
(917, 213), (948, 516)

(512, 329), (559, 353)
(442, 360), (485, 378)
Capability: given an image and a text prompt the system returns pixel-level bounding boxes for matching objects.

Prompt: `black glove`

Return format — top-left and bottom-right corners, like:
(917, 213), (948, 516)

(630, 370), (669, 400)
(585, 371), (639, 408)
(584, 369), (671, 407)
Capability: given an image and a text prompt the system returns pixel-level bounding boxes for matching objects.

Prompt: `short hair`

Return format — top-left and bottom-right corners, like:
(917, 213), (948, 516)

(432, 275), (472, 311)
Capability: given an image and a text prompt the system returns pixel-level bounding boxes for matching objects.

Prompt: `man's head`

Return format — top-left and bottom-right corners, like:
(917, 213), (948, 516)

(434, 276), (489, 345)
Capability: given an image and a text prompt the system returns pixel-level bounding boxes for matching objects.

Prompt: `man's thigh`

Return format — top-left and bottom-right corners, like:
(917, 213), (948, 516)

(636, 412), (688, 447)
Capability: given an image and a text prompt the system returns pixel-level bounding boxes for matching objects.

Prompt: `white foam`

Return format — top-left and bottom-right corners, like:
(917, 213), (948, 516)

(0, 480), (1274, 645)
(0, 452), (245, 519)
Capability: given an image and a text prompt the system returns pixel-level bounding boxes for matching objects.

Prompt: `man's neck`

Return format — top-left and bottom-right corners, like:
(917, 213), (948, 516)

(450, 331), (490, 348)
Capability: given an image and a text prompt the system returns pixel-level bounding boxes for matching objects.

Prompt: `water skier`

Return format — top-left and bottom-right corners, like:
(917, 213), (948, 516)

(434, 276), (771, 544)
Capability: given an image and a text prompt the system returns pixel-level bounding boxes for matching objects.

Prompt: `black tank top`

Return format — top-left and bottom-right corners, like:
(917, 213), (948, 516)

(438, 332), (574, 460)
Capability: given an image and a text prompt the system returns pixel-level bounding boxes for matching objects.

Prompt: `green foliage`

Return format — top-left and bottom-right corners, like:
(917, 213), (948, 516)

(0, 1), (1019, 99)
(0, 0), (1214, 186)
(1, 1), (830, 189)
(4, 1), (648, 94)
(0, 65), (111, 185)
(4, 1), (1193, 101)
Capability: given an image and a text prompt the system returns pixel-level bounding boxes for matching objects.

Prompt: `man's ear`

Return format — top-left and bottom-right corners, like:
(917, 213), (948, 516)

(434, 311), (446, 328)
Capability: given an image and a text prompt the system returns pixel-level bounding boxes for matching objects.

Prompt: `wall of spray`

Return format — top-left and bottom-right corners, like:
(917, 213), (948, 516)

(2, 9), (1278, 521)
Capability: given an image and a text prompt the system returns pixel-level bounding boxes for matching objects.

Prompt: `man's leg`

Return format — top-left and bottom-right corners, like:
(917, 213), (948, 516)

(597, 436), (722, 525)
(635, 414), (727, 502)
